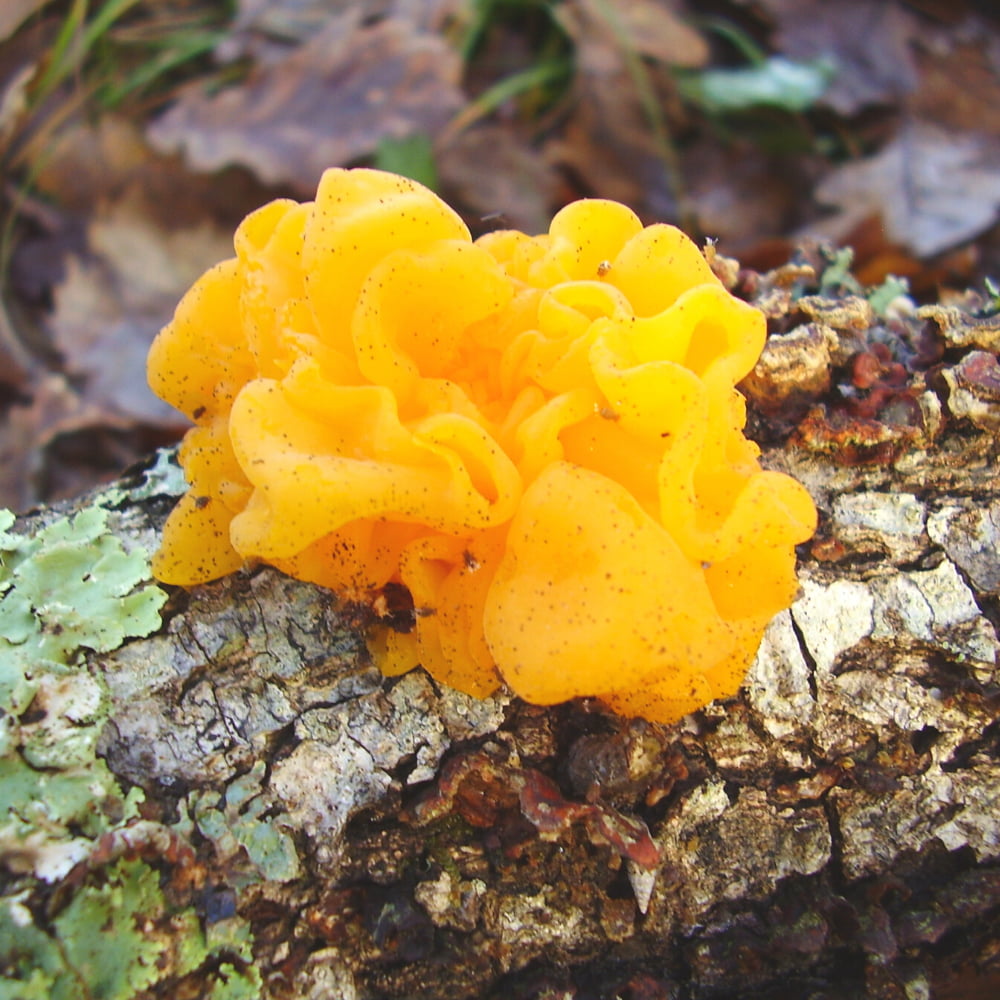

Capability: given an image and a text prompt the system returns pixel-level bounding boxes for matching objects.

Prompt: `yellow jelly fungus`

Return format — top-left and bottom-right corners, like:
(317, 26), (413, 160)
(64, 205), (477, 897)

(148, 168), (817, 724)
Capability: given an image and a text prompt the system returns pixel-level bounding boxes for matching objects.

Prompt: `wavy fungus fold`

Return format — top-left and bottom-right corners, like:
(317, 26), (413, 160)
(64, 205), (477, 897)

(148, 168), (816, 723)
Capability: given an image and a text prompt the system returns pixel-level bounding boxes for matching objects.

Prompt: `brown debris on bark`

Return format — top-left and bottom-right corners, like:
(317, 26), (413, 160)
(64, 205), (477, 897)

(10, 275), (1000, 1000)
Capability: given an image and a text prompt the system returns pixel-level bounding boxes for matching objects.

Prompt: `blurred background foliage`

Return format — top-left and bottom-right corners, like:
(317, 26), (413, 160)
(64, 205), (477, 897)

(1, 0), (999, 509)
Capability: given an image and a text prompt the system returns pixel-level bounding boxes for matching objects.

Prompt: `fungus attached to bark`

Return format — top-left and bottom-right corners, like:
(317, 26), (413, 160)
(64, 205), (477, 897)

(148, 168), (816, 723)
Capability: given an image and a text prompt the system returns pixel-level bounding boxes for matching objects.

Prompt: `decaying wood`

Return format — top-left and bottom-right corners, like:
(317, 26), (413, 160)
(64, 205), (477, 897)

(75, 424), (999, 998)
(8, 288), (1000, 999)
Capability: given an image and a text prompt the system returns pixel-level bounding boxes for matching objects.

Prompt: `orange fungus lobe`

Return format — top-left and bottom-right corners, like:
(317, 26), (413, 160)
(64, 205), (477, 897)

(147, 168), (817, 723)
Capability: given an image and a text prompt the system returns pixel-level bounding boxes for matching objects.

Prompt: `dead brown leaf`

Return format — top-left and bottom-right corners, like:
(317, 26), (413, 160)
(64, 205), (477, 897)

(218, 0), (375, 64)
(548, 0), (704, 218)
(7, 113), (270, 325)
(437, 124), (559, 235)
(546, 81), (661, 211)
(48, 186), (233, 426)
(0, 181), (233, 507)
(27, 116), (274, 239)
(0, 373), (98, 510)
(0, 63), (33, 145)
(229, 0), (359, 43)
(148, 9), (464, 193)
(808, 119), (1000, 257)
(683, 138), (817, 250)
(909, 34), (1000, 135)
(761, 0), (922, 114)
(574, 0), (708, 68)
(220, 0), (462, 61)
(0, 0), (48, 45)
(30, 115), (171, 211)
(2, 113), (288, 510)
(0, 368), (165, 509)
(0, 15), (51, 148)
(0, 300), (34, 393)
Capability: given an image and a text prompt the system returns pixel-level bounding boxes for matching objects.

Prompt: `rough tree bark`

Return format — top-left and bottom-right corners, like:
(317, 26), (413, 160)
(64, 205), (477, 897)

(3, 284), (999, 1000)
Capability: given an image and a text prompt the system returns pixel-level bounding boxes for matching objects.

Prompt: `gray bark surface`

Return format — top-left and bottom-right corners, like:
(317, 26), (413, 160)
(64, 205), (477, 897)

(81, 413), (999, 1000)
(5, 289), (1000, 1000)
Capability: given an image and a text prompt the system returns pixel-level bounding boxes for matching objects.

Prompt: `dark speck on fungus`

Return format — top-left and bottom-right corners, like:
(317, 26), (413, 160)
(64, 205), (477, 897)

(147, 167), (816, 722)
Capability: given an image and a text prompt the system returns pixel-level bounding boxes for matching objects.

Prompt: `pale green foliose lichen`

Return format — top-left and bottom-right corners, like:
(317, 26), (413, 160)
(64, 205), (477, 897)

(0, 505), (166, 714)
(0, 859), (260, 1000)
(0, 504), (165, 878)
(191, 761), (301, 885)
(0, 501), (261, 999)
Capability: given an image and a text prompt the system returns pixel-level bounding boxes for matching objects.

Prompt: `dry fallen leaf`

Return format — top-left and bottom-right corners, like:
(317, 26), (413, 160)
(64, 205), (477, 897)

(48, 186), (234, 426)
(0, 0), (48, 45)
(909, 33), (1000, 137)
(0, 14), (51, 147)
(437, 124), (559, 236)
(0, 182), (235, 507)
(220, 0), (462, 60)
(683, 137), (816, 250)
(0, 373), (88, 509)
(548, 0), (705, 217)
(808, 119), (1000, 257)
(760, 0), (921, 114)
(574, 0), (708, 68)
(218, 0), (371, 64)
(546, 76), (666, 212)
(148, 9), (464, 193)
